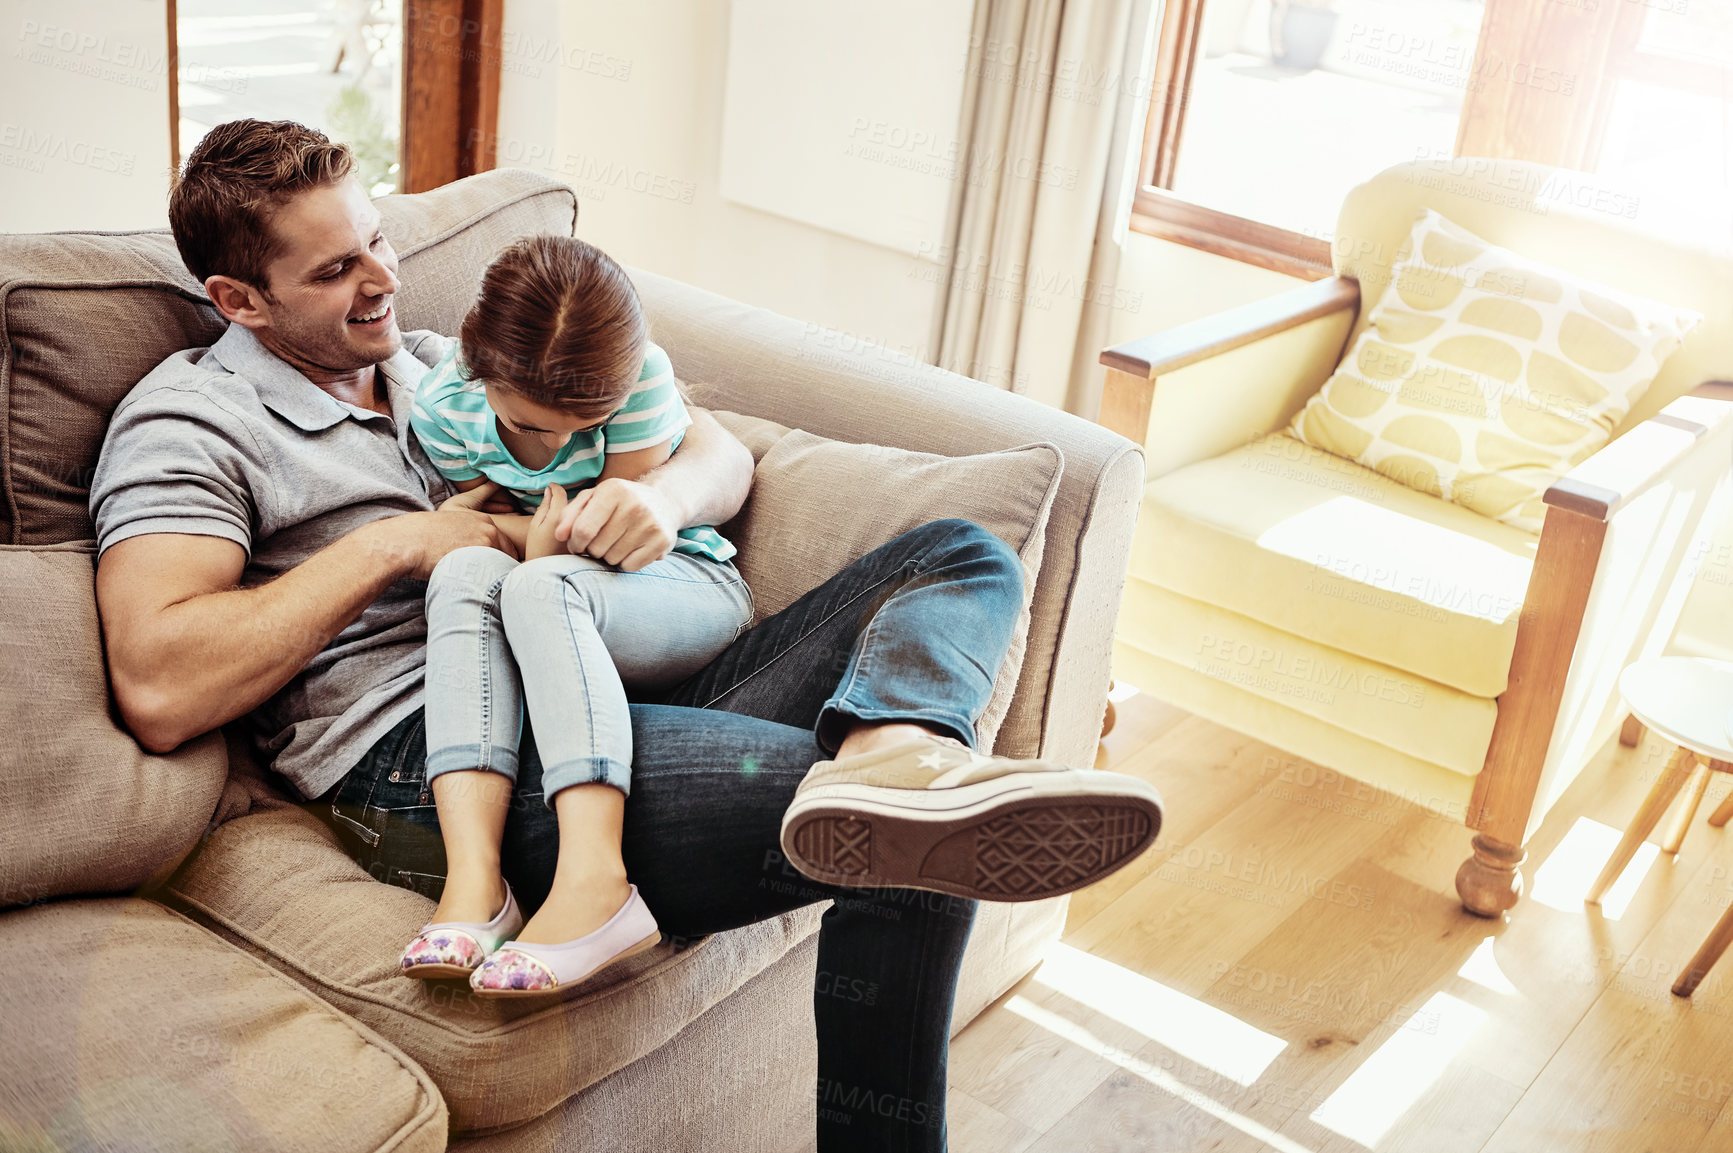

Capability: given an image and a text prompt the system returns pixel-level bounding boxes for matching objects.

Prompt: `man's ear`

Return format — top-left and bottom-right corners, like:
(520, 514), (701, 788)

(205, 275), (271, 329)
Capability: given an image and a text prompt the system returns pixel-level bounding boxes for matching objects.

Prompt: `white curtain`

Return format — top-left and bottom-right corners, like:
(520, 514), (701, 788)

(933, 0), (1161, 415)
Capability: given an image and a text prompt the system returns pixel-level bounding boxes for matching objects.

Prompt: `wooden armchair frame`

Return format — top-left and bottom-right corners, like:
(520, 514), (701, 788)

(1101, 278), (1733, 917)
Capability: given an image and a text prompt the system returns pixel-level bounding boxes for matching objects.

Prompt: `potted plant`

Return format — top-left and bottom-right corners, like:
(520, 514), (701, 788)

(1269, 0), (1340, 72)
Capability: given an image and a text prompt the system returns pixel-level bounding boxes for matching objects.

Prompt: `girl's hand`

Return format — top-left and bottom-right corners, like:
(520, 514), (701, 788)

(524, 483), (570, 560)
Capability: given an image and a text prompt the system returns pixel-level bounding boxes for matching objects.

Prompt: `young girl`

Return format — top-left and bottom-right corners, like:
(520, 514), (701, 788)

(399, 235), (752, 998)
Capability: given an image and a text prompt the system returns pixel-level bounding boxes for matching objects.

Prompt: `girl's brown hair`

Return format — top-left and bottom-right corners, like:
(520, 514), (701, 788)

(458, 235), (646, 417)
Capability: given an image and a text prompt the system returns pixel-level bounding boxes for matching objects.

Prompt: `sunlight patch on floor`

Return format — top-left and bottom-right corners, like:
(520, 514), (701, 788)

(1006, 994), (1318, 1153)
(1308, 991), (1487, 1147)
(1456, 935), (1519, 996)
(1529, 816), (1658, 919)
(1034, 943), (1287, 1086)
(1108, 679), (1143, 703)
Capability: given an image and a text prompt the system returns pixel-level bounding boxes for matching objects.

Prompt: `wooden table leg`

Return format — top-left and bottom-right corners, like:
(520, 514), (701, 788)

(1674, 897), (1733, 996)
(1587, 745), (1698, 905)
(1709, 790), (1733, 829)
(1620, 714), (1646, 748)
(1662, 763), (1712, 855)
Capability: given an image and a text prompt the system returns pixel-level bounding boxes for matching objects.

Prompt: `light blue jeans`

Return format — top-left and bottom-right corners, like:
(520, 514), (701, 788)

(421, 546), (753, 802)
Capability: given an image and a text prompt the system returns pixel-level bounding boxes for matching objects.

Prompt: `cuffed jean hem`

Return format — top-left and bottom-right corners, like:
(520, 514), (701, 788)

(542, 755), (633, 804)
(815, 700), (978, 757)
(425, 744), (521, 785)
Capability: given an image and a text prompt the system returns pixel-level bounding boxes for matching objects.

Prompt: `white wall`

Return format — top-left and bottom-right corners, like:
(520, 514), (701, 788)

(496, 0), (1303, 387)
(497, 0), (949, 362)
(1106, 230), (1305, 352)
(0, 0), (176, 232)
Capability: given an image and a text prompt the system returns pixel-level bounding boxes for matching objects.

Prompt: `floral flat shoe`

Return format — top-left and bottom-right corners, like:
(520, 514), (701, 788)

(469, 885), (661, 998)
(399, 882), (524, 979)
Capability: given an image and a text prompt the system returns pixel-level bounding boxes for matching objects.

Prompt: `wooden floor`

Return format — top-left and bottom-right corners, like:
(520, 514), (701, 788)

(947, 692), (1733, 1153)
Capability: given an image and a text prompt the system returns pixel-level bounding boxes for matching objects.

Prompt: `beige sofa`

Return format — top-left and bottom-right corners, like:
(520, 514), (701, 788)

(0, 170), (1144, 1150)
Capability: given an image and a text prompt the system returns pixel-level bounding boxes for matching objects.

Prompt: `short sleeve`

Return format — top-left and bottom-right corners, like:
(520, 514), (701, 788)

(401, 329), (457, 371)
(89, 387), (258, 559)
(409, 345), (486, 481)
(603, 343), (693, 453)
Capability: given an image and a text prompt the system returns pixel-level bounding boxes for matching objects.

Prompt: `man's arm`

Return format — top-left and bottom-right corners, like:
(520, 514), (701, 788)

(553, 406), (753, 570)
(97, 511), (511, 754)
(640, 406), (753, 528)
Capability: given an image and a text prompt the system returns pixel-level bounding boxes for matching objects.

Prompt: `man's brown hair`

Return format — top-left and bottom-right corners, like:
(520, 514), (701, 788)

(458, 235), (647, 418)
(169, 118), (355, 291)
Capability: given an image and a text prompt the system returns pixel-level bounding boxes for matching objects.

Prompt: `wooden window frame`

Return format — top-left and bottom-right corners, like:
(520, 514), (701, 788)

(1130, 0), (1333, 281)
(166, 0), (503, 192)
(401, 0), (504, 192)
(1130, 0), (1704, 280)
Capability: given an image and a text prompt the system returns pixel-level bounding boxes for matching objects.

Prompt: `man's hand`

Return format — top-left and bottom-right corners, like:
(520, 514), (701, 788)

(363, 507), (519, 579)
(554, 477), (679, 571)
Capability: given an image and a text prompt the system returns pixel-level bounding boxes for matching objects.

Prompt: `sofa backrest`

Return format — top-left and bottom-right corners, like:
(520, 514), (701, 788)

(1333, 158), (1733, 442)
(0, 168), (577, 545)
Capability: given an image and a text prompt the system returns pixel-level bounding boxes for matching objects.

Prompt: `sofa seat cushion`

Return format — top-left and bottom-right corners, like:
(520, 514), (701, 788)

(0, 543), (229, 909)
(0, 897), (445, 1152)
(1133, 433), (1537, 698)
(1117, 581), (1496, 777)
(161, 805), (825, 1134)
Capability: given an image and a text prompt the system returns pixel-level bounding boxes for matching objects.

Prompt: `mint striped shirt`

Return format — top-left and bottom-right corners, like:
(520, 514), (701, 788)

(409, 338), (735, 562)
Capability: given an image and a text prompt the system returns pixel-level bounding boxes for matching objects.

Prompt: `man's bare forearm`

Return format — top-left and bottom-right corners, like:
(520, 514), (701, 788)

(645, 407), (754, 528)
(112, 522), (409, 752)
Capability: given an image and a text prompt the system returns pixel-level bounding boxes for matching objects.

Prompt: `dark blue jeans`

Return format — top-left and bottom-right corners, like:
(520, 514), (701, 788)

(323, 519), (1024, 1152)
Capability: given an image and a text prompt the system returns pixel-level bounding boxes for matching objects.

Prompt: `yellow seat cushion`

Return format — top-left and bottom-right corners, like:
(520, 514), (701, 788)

(1133, 432), (1537, 698)
(1117, 581), (1496, 776)
(1111, 639), (1477, 819)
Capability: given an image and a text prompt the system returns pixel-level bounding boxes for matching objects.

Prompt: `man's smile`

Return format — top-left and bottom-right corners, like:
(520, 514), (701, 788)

(348, 301), (393, 327)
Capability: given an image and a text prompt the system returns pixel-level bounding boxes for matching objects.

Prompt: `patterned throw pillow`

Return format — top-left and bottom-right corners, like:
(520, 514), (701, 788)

(1290, 209), (1701, 531)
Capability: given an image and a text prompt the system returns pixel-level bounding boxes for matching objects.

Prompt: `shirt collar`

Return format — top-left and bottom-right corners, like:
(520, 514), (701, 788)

(209, 324), (426, 431)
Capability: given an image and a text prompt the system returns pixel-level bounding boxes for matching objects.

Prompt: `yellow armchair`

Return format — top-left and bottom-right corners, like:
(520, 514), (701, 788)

(1099, 159), (1733, 917)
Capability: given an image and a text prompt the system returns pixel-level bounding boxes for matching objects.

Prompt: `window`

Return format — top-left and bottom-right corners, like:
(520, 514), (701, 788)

(1133, 0), (1732, 278)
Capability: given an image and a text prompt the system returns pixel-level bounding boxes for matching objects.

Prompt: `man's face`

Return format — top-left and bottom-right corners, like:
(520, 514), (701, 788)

(251, 177), (402, 376)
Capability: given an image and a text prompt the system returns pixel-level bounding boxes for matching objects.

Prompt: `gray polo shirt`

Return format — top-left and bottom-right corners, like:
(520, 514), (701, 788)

(89, 323), (463, 800)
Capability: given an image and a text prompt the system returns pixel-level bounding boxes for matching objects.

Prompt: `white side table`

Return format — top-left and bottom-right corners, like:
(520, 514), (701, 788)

(1588, 656), (1733, 996)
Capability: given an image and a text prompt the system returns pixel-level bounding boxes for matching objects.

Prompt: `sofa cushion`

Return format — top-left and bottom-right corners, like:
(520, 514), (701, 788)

(1295, 207), (1700, 531)
(0, 168), (576, 545)
(1134, 432), (1536, 698)
(0, 543), (229, 909)
(718, 429), (1063, 753)
(0, 897), (445, 1153)
(1117, 580), (1496, 776)
(161, 804), (826, 1134)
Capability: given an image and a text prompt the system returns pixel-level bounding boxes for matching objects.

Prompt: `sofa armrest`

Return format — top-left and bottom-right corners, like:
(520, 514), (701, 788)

(1097, 277), (1360, 480)
(628, 267), (1142, 769)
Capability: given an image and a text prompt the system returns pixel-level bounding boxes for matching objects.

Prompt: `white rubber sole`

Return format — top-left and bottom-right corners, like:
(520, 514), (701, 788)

(780, 769), (1163, 901)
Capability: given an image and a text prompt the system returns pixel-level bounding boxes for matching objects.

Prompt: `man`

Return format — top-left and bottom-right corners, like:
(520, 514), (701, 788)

(89, 119), (1161, 1151)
